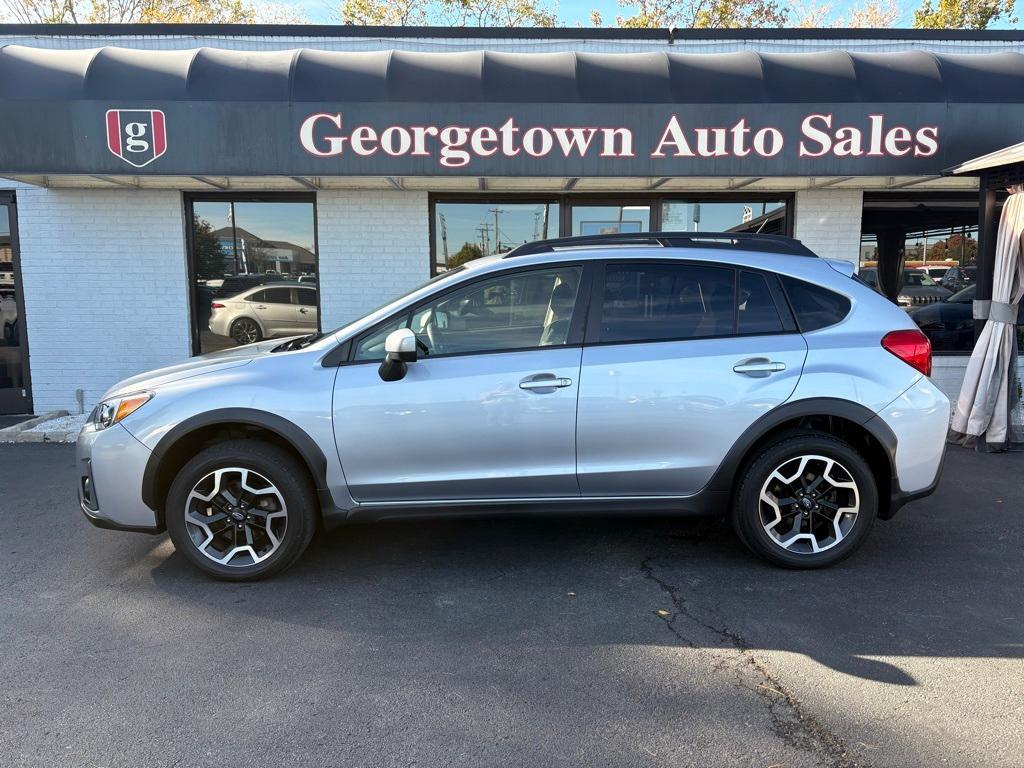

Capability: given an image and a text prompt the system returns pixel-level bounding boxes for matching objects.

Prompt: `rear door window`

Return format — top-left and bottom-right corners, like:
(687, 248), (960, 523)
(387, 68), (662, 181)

(737, 271), (784, 335)
(780, 276), (851, 332)
(598, 263), (736, 343)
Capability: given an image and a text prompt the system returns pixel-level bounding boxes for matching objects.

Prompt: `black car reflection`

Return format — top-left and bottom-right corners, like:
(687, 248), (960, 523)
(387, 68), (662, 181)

(908, 285), (1024, 352)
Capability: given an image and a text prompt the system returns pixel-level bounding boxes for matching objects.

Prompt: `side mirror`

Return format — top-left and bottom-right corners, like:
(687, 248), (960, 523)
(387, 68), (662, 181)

(379, 327), (417, 382)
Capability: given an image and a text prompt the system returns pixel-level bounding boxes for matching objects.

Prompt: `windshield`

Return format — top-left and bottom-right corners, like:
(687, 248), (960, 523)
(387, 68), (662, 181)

(947, 285), (976, 303)
(323, 267), (467, 338)
(903, 270), (936, 287)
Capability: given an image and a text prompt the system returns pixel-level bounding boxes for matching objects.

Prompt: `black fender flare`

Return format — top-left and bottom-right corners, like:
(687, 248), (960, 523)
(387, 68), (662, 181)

(703, 397), (899, 498)
(140, 407), (329, 515)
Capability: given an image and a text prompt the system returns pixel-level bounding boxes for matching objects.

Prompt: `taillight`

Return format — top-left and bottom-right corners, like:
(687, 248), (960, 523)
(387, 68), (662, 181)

(211, 302), (224, 309)
(881, 329), (932, 377)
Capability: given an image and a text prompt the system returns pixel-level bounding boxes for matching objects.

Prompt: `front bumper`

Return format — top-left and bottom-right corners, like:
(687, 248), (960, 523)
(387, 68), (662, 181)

(77, 422), (162, 533)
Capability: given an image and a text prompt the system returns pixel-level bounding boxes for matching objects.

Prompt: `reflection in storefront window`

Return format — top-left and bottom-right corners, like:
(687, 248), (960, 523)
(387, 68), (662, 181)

(190, 199), (318, 355)
(661, 200), (787, 235)
(433, 201), (559, 272)
(571, 205), (651, 236)
(859, 225), (989, 353)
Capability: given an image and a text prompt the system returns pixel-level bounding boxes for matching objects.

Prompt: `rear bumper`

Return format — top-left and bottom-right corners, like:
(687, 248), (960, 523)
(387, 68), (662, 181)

(77, 423), (163, 533)
(870, 375), (950, 518)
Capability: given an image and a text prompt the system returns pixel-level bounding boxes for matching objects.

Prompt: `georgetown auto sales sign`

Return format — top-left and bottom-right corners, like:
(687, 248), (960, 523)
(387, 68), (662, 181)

(298, 112), (941, 169)
(2, 101), (1023, 176)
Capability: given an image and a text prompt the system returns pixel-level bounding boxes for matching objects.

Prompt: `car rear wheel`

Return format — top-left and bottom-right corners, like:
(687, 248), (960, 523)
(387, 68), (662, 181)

(731, 433), (877, 568)
(230, 317), (262, 345)
(165, 440), (317, 581)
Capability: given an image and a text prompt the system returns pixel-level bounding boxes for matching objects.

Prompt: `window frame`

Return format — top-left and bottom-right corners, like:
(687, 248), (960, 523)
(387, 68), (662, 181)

(344, 261), (595, 365)
(428, 192), (795, 277)
(585, 258), (799, 347)
(183, 191), (319, 356)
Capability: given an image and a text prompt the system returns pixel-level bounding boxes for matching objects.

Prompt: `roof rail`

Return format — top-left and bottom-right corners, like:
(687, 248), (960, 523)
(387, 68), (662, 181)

(502, 231), (817, 259)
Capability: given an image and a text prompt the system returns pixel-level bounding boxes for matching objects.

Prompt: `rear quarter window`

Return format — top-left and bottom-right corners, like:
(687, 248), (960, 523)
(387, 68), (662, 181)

(780, 276), (851, 332)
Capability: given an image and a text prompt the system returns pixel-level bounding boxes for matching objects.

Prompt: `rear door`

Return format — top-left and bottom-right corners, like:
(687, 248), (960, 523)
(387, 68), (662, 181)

(576, 261), (807, 496)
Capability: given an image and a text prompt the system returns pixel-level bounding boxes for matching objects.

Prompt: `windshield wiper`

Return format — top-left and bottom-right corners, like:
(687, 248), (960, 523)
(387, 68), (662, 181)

(272, 333), (323, 352)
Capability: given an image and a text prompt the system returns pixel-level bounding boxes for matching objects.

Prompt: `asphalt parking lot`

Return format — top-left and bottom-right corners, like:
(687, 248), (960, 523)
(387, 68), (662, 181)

(1, 443), (1022, 768)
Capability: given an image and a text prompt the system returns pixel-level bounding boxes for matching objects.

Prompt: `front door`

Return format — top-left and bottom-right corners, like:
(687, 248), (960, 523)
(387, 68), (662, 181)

(294, 285), (319, 334)
(577, 262), (807, 496)
(0, 194), (31, 415)
(333, 264), (587, 503)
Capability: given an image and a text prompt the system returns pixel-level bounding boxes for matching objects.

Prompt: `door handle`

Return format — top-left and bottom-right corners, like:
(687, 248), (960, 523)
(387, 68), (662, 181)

(519, 375), (573, 391)
(733, 358), (786, 377)
(256, 305), (267, 309)
(298, 308), (309, 314)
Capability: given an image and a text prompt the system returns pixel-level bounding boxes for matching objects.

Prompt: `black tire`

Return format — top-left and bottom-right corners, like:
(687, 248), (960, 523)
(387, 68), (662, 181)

(229, 317), (262, 345)
(731, 433), (877, 569)
(166, 440), (318, 581)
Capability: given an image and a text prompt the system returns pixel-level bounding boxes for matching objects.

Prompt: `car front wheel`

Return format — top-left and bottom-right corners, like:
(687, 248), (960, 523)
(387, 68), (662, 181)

(165, 440), (318, 581)
(732, 433), (877, 568)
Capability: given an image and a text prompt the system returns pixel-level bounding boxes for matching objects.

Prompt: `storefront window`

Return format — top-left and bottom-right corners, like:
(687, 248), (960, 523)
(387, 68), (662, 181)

(189, 197), (317, 355)
(661, 200), (788, 235)
(433, 201), (559, 272)
(860, 195), (993, 353)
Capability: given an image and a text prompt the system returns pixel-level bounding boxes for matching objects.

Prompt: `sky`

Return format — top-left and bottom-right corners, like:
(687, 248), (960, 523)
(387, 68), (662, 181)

(279, 0), (922, 27)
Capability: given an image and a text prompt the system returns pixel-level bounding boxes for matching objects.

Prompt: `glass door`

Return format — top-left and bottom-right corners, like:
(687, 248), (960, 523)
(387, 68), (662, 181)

(0, 193), (31, 414)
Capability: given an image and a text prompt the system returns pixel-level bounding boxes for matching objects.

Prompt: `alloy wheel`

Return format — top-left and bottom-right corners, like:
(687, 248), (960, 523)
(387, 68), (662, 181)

(758, 454), (860, 555)
(184, 467), (288, 567)
(231, 319), (259, 345)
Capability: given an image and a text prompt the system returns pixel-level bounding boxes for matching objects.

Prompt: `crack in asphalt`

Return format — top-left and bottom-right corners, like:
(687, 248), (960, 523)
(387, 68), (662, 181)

(639, 556), (867, 768)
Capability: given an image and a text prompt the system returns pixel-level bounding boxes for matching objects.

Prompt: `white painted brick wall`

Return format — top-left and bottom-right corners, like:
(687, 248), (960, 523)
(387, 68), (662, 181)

(15, 185), (190, 413)
(793, 189), (864, 265)
(315, 190), (430, 330)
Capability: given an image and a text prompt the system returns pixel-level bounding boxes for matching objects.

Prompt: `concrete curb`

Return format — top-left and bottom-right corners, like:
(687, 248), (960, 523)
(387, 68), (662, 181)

(0, 410), (74, 443)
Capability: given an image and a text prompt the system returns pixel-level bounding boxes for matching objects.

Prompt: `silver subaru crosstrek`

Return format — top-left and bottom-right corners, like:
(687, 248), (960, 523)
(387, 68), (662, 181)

(77, 233), (949, 580)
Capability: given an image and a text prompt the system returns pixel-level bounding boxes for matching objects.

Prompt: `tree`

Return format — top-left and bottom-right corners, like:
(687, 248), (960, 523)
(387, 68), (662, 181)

(1, 0), (274, 23)
(926, 233), (978, 264)
(913, 0), (1016, 28)
(847, 0), (900, 26)
(336, 0), (556, 26)
(338, 0), (427, 24)
(615, 0), (788, 28)
(448, 242), (484, 269)
(192, 217), (229, 281)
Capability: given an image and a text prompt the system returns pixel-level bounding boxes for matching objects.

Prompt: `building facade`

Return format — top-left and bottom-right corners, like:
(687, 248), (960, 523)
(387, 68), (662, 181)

(1, 25), (1022, 414)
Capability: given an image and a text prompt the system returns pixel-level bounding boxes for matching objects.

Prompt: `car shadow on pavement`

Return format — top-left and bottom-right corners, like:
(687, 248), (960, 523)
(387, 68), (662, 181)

(148, 447), (1024, 690)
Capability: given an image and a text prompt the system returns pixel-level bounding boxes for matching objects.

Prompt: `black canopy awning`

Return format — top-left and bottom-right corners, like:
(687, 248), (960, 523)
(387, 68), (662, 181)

(1, 46), (1023, 177)
(2, 47), (1024, 103)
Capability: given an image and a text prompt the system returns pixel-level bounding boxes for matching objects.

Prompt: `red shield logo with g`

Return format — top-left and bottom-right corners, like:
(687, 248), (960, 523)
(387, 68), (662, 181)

(106, 109), (167, 168)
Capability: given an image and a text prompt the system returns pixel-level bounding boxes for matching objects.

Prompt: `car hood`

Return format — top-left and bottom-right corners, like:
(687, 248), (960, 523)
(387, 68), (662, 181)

(100, 337), (299, 400)
(907, 303), (944, 323)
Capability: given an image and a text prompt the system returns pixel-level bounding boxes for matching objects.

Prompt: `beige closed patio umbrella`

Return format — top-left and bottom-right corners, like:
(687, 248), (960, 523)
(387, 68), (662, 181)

(950, 186), (1024, 451)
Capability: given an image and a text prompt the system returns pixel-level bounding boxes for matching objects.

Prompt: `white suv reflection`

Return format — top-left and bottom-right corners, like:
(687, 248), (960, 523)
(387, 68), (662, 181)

(208, 282), (318, 345)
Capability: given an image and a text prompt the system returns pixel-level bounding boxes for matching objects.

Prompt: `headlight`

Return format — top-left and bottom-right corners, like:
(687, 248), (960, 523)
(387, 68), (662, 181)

(92, 392), (153, 430)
